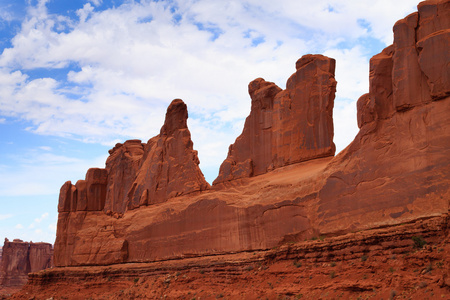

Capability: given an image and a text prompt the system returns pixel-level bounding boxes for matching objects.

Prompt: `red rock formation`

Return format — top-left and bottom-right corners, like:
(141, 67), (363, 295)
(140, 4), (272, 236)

(58, 168), (108, 213)
(14, 215), (450, 300)
(0, 239), (53, 289)
(214, 54), (336, 184)
(126, 99), (210, 210)
(317, 0), (450, 235)
(53, 0), (449, 269)
(54, 99), (209, 266)
(104, 140), (145, 213)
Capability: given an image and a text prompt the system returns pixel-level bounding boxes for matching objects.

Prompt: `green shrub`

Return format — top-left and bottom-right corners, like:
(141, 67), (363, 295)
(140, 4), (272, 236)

(330, 271), (336, 279)
(412, 236), (427, 249)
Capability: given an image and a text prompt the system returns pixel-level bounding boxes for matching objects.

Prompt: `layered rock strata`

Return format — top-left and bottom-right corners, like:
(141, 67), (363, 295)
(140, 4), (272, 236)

(53, 0), (449, 268)
(54, 99), (209, 266)
(0, 239), (53, 288)
(214, 54), (336, 184)
(15, 215), (450, 299)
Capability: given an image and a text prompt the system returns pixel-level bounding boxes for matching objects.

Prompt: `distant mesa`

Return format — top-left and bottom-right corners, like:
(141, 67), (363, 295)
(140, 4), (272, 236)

(0, 238), (53, 290)
(53, 0), (449, 268)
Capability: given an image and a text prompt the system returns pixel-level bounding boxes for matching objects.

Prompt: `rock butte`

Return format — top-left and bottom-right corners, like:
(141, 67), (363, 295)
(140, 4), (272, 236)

(53, 0), (449, 268)
(10, 0), (448, 298)
(0, 239), (53, 293)
(214, 54), (336, 184)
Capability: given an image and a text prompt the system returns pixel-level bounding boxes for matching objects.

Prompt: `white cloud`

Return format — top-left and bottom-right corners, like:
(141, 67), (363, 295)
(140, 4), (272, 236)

(35, 212), (49, 223)
(89, 0), (103, 7)
(0, 151), (108, 197)
(39, 146), (52, 151)
(0, 118), (5, 123)
(0, 214), (13, 221)
(15, 223), (23, 229)
(0, 0), (420, 183)
(48, 222), (57, 232)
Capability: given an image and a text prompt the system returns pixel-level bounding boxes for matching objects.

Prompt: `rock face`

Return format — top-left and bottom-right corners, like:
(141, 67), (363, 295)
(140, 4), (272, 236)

(317, 0), (450, 235)
(214, 54), (336, 184)
(125, 99), (210, 210)
(53, 0), (449, 268)
(15, 215), (450, 300)
(54, 99), (209, 266)
(0, 239), (53, 288)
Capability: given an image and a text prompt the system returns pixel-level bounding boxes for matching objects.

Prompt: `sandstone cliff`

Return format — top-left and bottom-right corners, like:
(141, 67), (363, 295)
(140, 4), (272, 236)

(0, 239), (53, 289)
(57, 99), (209, 216)
(14, 215), (450, 299)
(52, 0), (449, 270)
(54, 99), (209, 266)
(214, 54), (336, 184)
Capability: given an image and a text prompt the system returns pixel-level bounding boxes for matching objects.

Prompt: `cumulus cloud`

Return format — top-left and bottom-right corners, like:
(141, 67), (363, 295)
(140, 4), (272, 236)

(0, 0), (420, 181)
(0, 214), (13, 221)
(0, 147), (108, 197)
(48, 222), (57, 232)
(35, 212), (49, 223)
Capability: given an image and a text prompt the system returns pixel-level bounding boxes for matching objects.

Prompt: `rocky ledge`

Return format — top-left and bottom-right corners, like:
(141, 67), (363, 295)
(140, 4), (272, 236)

(12, 214), (450, 299)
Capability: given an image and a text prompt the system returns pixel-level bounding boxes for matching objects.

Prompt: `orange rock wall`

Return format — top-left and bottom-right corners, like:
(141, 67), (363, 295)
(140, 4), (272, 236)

(214, 54), (336, 184)
(54, 0), (449, 267)
(0, 239), (53, 288)
(54, 99), (210, 266)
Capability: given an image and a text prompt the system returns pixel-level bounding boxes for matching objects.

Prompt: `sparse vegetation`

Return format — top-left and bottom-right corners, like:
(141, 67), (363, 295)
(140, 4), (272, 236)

(361, 255), (368, 262)
(389, 289), (397, 300)
(424, 263), (433, 273)
(412, 236), (427, 249)
(419, 281), (428, 288)
(133, 277), (139, 283)
(293, 260), (302, 268)
(330, 262), (336, 267)
(244, 265), (254, 271)
(329, 271), (336, 279)
(389, 267), (395, 273)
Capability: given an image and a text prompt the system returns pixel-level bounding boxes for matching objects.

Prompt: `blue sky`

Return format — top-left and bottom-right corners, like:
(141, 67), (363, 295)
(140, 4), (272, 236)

(0, 0), (418, 244)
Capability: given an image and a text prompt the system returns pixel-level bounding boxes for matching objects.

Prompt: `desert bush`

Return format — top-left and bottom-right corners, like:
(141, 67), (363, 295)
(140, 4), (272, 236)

(412, 236), (426, 249)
